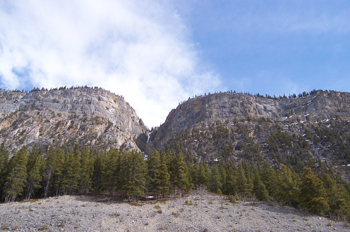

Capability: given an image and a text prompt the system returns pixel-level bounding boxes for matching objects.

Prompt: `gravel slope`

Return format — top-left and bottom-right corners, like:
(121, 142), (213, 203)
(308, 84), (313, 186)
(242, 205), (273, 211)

(0, 193), (348, 231)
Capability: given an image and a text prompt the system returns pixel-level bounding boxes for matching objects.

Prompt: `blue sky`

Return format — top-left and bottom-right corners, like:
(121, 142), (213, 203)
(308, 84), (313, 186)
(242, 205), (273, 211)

(0, 1), (349, 127)
(175, 0), (350, 96)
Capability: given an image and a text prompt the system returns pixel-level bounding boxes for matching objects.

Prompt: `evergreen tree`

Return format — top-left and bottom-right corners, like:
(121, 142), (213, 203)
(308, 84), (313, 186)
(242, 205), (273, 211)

(218, 161), (227, 194)
(101, 148), (121, 195)
(190, 163), (199, 188)
(71, 148), (82, 193)
(245, 167), (254, 198)
(299, 167), (329, 214)
(42, 149), (57, 198)
(0, 143), (9, 200)
(147, 149), (161, 197)
(332, 185), (350, 219)
(236, 163), (248, 197)
(276, 165), (299, 206)
(61, 149), (81, 194)
(225, 162), (237, 195)
(253, 169), (269, 201)
(92, 155), (103, 193)
(167, 150), (178, 195)
(209, 163), (222, 194)
(156, 153), (170, 198)
(79, 147), (94, 194)
(121, 151), (147, 201)
(176, 151), (191, 197)
(4, 146), (28, 202)
(198, 160), (209, 190)
(25, 147), (44, 200)
(260, 163), (278, 199)
(51, 149), (65, 196)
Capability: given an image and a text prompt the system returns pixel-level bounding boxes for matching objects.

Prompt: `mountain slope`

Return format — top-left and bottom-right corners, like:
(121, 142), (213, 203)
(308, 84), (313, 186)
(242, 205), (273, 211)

(0, 87), (147, 153)
(148, 90), (350, 151)
(146, 90), (350, 180)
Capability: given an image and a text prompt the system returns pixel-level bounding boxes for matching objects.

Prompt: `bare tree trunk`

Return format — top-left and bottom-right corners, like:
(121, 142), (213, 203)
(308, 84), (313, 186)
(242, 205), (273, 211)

(26, 186), (32, 200)
(44, 173), (51, 198)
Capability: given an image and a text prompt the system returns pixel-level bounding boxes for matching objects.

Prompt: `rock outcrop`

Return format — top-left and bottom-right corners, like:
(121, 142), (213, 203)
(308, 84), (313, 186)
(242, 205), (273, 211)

(0, 87), (147, 153)
(149, 90), (350, 151)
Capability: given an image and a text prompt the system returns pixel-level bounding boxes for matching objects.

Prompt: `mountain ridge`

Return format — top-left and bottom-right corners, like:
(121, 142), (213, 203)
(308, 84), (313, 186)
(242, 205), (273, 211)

(0, 87), (147, 153)
(147, 89), (350, 151)
(1, 87), (350, 180)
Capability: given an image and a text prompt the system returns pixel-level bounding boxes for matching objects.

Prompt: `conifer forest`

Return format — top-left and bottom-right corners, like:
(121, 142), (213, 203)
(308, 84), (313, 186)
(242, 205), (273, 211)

(1, 143), (350, 221)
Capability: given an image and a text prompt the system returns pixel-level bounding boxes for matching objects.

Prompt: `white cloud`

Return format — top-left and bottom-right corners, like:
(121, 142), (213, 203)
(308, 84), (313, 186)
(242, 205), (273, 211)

(0, 0), (220, 127)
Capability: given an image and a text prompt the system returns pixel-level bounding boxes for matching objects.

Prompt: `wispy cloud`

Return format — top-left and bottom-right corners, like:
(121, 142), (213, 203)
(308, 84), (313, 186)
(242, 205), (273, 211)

(0, 0), (220, 127)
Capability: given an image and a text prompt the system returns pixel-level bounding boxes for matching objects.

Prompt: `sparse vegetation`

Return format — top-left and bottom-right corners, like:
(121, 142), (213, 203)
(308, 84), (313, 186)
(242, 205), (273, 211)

(58, 220), (65, 227)
(0, 88), (350, 226)
(185, 200), (193, 205)
(228, 195), (236, 204)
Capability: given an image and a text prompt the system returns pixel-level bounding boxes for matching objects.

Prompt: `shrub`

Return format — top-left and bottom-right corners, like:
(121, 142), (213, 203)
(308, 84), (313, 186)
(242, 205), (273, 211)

(172, 212), (179, 218)
(228, 195), (236, 204)
(185, 200), (193, 205)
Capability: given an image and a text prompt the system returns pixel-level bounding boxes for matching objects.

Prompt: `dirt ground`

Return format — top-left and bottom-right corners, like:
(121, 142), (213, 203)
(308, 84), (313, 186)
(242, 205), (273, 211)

(0, 192), (349, 231)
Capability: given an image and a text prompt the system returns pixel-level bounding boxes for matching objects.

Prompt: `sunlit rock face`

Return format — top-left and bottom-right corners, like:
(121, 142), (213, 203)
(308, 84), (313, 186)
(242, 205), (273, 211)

(148, 90), (350, 151)
(0, 87), (147, 153)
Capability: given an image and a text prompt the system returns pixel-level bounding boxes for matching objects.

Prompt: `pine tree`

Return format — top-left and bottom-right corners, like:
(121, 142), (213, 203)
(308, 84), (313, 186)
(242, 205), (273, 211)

(225, 162), (237, 196)
(121, 151), (147, 201)
(101, 148), (121, 195)
(190, 163), (199, 188)
(25, 147), (44, 200)
(0, 143), (9, 200)
(61, 149), (81, 194)
(51, 149), (65, 196)
(209, 163), (222, 194)
(147, 149), (161, 197)
(92, 155), (103, 193)
(198, 161), (209, 190)
(236, 163), (247, 197)
(156, 153), (170, 198)
(299, 167), (329, 214)
(253, 169), (269, 201)
(42, 149), (56, 198)
(218, 161), (227, 194)
(260, 163), (278, 199)
(333, 185), (350, 219)
(276, 165), (299, 206)
(167, 150), (178, 196)
(176, 151), (190, 197)
(79, 147), (94, 194)
(244, 162), (254, 198)
(4, 146), (28, 202)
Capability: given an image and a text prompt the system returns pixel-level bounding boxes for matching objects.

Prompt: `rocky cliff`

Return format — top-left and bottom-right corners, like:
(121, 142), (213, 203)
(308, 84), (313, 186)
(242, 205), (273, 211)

(148, 90), (350, 151)
(0, 87), (148, 153)
(1, 87), (350, 180)
(144, 90), (350, 181)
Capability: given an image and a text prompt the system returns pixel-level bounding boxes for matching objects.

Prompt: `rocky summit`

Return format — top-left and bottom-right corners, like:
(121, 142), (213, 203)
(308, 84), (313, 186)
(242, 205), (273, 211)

(148, 90), (350, 151)
(0, 87), (147, 153)
(145, 90), (350, 181)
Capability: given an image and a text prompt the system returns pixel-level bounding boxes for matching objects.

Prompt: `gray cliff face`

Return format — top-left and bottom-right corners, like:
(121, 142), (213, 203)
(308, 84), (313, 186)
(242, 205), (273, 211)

(149, 90), (350, 151)
(0, 88), (147, 152)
